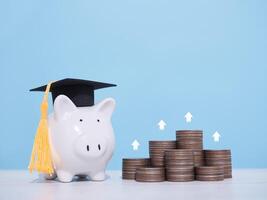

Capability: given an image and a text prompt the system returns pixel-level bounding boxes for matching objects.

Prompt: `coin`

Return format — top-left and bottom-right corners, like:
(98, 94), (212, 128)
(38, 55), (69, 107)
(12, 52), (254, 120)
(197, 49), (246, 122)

(166, 166), (195, 182)
(176, 130), (203, 150)
(135, 167), (165, 182)
(195, 166), (224, 175)
(204, 150), (231, 155)
(122, 158), (150, 180)
(204, 150), (232, 178)
(149, 140), (177, 146)
(166, 166), (194, 173)
(149, 141), (177, 167)
(176, 130), (203, 136)
(177, 144), (203, 150)
(164, 149), (195, 182)
(196, 174), (224, 181)
(165, 149), (194, 154)
(166, 174), (195, 182)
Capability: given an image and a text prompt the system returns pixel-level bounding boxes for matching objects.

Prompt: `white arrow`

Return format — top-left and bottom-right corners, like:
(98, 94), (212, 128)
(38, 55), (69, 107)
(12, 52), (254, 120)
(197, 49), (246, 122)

(212, 131), (221, 142)
(185, 112), (193, 123)
(158, 120), (166, 130)
(131, 139), (140, 151)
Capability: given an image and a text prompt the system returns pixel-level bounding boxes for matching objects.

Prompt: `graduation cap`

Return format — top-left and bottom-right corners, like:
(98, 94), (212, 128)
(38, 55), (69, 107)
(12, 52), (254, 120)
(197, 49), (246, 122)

(30, 78), (117, 107)
(28, 78), (116, 175)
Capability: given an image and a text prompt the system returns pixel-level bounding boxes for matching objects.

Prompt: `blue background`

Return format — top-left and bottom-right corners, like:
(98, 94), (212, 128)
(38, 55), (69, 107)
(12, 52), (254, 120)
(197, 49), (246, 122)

(0, 0), (267, 169)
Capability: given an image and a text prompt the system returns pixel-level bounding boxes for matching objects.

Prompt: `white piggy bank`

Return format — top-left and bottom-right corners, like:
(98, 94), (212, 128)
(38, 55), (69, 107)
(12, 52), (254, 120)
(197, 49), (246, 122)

(46, 95), (115, 182)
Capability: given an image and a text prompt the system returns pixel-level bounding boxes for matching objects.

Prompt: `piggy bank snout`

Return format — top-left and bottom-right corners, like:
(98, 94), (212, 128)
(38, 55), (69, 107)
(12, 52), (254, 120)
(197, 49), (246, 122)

(74, 135), (107, 158)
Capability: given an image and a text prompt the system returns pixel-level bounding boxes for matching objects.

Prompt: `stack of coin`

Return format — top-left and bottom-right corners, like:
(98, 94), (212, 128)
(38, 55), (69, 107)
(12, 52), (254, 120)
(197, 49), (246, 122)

(149, 141), (176, 167)
(176, 130), (203, 149)
(195, 166), (224, 181)
(135, 167), (165, 182)
(204, 150), (232, 178)
(193, 150), (205, 166)
(122, 158), (150, 179)
(165, 149), (195, 181)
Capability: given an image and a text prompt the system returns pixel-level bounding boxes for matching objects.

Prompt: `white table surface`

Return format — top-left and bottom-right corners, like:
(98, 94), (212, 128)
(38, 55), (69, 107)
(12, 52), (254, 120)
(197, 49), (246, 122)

(0, 169), (266, 200)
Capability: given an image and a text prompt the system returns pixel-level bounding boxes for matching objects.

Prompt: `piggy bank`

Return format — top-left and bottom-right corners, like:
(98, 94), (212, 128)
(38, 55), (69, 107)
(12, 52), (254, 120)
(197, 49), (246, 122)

(46, 95), (115, 182)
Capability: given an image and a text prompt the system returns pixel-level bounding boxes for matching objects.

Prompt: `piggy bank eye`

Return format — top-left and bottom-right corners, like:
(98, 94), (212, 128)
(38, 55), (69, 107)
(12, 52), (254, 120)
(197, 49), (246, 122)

(97, 119), (100, 122)
(79, 119), (83, 122)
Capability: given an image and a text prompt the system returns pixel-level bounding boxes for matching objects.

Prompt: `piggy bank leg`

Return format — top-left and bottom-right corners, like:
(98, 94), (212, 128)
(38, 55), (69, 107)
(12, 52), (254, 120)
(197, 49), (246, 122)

(57, 170), (74, 183)
(90, 171), (106, 181)
(42, 172), (57, 180)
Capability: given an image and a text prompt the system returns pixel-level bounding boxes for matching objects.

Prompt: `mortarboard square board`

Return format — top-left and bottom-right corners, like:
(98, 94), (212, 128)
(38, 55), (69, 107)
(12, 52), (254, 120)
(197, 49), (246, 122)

(30, 78), (116, 107)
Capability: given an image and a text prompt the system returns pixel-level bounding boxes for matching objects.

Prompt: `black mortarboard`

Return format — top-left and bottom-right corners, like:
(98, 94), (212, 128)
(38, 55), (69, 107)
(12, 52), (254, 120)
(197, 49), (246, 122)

(30, 78), (116, 107)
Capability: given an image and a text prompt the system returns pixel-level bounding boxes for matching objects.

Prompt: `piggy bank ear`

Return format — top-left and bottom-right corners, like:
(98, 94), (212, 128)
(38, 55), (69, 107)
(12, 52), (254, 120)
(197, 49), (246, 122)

(54, 95), (77, 120)
(96, 98), (116, 118)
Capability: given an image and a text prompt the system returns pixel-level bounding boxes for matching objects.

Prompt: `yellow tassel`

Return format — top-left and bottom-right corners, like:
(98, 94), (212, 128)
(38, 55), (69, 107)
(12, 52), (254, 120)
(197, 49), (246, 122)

(28, 82), (54, 175)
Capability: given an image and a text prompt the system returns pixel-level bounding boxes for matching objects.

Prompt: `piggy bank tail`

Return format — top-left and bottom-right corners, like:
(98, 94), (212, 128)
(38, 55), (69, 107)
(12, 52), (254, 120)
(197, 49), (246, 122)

(28, 82), (54, 175)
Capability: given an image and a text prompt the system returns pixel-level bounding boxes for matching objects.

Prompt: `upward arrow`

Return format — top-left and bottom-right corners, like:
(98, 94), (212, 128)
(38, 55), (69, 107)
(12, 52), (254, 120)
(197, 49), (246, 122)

(131, 139), (140, 151)
(212, 131), (221, 142)
(158, 120), (166, 130)
(185, 112), (193, 123)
